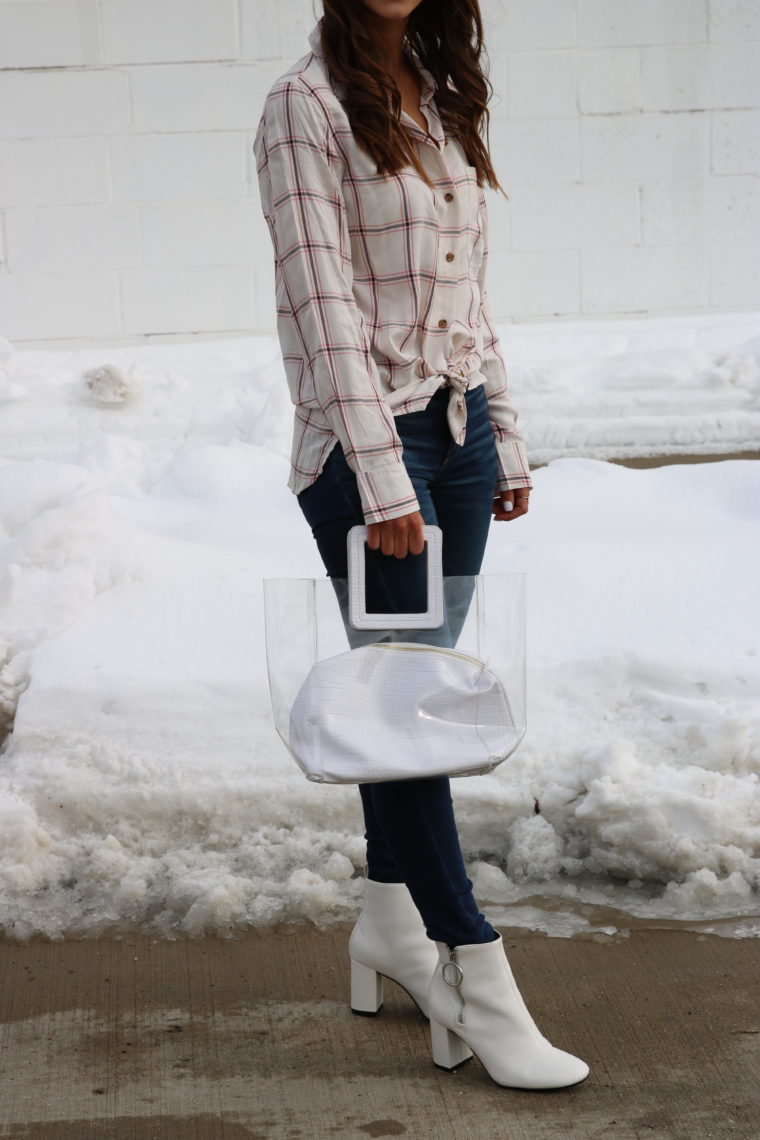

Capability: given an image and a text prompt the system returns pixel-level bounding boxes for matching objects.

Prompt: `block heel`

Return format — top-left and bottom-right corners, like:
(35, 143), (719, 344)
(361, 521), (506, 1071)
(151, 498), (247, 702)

(347, 875), (439, 1019)
(350, 957), (384, 1015)
(430, 1017), (473, 1070)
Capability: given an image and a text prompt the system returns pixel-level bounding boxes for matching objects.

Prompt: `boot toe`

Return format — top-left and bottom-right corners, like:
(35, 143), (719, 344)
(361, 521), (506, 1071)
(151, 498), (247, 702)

(487, 1044), (589, 1090)
(539, 1046), (589, 1088)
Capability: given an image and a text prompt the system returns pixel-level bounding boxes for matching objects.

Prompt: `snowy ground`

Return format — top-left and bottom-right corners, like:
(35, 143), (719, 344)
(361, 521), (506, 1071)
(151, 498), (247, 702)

(0, 312), (758, 941)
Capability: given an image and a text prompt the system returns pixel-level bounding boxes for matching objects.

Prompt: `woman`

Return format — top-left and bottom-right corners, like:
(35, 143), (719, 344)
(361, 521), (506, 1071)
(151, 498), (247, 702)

(253, 0), (588, 1090)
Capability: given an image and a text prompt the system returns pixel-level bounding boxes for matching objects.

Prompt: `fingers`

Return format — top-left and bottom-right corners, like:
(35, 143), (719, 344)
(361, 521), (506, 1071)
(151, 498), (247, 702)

(380, 526), (398, 557)
(492, 488), (530, 521)
(366, 511), (426, 558)
(408, 513), (426, 556)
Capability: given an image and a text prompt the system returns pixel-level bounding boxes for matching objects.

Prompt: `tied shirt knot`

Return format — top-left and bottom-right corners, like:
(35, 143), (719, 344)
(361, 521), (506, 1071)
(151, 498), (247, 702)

(442, 366), (470, 447)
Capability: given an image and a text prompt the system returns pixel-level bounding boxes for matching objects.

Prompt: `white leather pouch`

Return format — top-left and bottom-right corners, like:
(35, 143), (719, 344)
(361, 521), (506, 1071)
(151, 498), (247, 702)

(263, 525), (526, 784)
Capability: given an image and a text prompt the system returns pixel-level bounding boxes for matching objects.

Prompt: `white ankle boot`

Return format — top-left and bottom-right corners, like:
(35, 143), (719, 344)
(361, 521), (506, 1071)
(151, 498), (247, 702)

(427, 933), (590, 1089)
(348, 875), (440, 1019)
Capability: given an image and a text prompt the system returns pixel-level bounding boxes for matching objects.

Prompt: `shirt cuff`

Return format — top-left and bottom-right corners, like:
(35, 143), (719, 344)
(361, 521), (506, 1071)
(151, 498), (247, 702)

(494, 437), (533, 492)
(354, 460), (421, 525)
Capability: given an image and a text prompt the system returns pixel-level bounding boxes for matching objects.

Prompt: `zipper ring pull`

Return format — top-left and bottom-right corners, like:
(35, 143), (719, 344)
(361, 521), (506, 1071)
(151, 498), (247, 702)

(442, 959), (464, 987)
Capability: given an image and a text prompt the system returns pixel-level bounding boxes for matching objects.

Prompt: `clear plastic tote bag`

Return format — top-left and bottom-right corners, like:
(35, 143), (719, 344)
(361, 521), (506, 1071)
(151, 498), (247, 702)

(263, 524), (526, 784)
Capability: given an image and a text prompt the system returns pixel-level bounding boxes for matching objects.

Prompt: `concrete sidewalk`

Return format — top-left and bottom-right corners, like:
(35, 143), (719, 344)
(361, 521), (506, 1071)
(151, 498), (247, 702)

(0, 924), (758, 1139)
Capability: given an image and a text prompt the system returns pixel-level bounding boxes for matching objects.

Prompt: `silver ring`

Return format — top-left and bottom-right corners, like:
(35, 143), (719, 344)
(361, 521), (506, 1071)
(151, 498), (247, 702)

(442, 959), (464, 987)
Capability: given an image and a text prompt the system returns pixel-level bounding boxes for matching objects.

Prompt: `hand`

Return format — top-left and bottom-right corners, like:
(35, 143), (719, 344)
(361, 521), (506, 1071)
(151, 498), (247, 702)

(492, 487), (530, 521)
(366, 509), (426, 558)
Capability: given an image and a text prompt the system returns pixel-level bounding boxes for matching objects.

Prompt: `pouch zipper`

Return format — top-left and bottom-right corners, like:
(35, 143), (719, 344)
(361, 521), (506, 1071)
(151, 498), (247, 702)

(369, 641), (483, 670)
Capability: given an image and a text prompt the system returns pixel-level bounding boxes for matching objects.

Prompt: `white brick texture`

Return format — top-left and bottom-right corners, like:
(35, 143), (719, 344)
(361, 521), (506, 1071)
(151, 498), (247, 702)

(578, 48), (640, 114)
(713, 110), (760, 173)
(507, 51), (578, 119)
(100, 0), (238, 65)
(120, 266), (254, 334)
(709, 239), (760, 306)
(508, 183), (640, 250)
(642, 175), (760, 244)
(641, 43), (760, 110)
(0, 2), (100, 69)
(581, 114), (711, 180)
(5, 203), (141, 272)
(579, 0), (707, 47)
(0, 0), (757, 344)
(485, 0), (578, 52)
(583, 244), (708, 312)
(708, 0), (760, 43)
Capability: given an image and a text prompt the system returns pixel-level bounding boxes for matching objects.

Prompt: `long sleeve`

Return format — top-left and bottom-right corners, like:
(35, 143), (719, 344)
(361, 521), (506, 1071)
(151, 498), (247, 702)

(476, 188), (533, 492)
(253, 79), (421, 525)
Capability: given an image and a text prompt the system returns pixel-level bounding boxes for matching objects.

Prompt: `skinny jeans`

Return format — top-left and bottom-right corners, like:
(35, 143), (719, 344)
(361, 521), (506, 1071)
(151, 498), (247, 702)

(296, 383), (500, 947)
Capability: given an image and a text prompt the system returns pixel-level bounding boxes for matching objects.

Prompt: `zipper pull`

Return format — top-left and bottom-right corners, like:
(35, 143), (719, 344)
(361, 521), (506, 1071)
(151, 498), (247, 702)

(441, 946), (466, 1025)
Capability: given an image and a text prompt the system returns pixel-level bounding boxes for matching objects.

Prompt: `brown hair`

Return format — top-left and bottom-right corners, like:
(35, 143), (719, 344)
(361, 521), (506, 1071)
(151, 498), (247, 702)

(318, 0), (508, 198)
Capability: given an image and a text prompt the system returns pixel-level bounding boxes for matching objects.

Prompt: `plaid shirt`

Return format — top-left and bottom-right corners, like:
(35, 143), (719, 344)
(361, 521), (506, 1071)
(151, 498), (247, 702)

(253, 18), (532, 525)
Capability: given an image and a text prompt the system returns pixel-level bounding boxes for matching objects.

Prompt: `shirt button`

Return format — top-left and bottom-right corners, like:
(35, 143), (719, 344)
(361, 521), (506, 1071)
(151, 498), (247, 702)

(444, 191), (454, 202)
(445, 251), (454, 262)
(438, 318), (448, 329)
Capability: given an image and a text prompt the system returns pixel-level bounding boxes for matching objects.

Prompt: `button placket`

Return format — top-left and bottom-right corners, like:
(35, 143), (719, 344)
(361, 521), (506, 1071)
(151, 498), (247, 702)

(436, 160), (456, 334)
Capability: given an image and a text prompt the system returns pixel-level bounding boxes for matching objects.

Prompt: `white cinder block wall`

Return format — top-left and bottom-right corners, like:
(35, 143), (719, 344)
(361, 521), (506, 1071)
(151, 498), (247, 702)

(0, 0), (758, 347)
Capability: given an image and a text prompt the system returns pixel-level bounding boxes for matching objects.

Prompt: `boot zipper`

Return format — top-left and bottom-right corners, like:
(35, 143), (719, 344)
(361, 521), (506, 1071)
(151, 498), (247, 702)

(441, 946), (466, 1025)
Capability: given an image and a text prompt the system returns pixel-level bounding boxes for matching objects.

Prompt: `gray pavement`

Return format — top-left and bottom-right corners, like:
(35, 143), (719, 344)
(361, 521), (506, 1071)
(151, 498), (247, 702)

(0, 923), (758, 1139)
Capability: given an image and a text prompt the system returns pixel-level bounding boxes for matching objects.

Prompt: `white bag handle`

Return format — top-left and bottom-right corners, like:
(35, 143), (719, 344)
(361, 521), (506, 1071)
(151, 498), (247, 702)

(347, 524), (445, 630)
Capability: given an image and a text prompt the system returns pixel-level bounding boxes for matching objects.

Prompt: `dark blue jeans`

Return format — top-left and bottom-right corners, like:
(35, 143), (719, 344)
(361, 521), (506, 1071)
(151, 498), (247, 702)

(296, 383), (499, 948)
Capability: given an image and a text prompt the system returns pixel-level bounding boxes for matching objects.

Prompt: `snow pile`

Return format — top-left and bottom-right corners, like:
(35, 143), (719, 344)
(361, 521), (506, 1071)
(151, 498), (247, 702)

(0, 315), (758, 940)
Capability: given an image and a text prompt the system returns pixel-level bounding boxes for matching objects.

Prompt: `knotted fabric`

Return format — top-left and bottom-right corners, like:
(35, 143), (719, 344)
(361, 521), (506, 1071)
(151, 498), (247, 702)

(441, 367), (471, 447)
